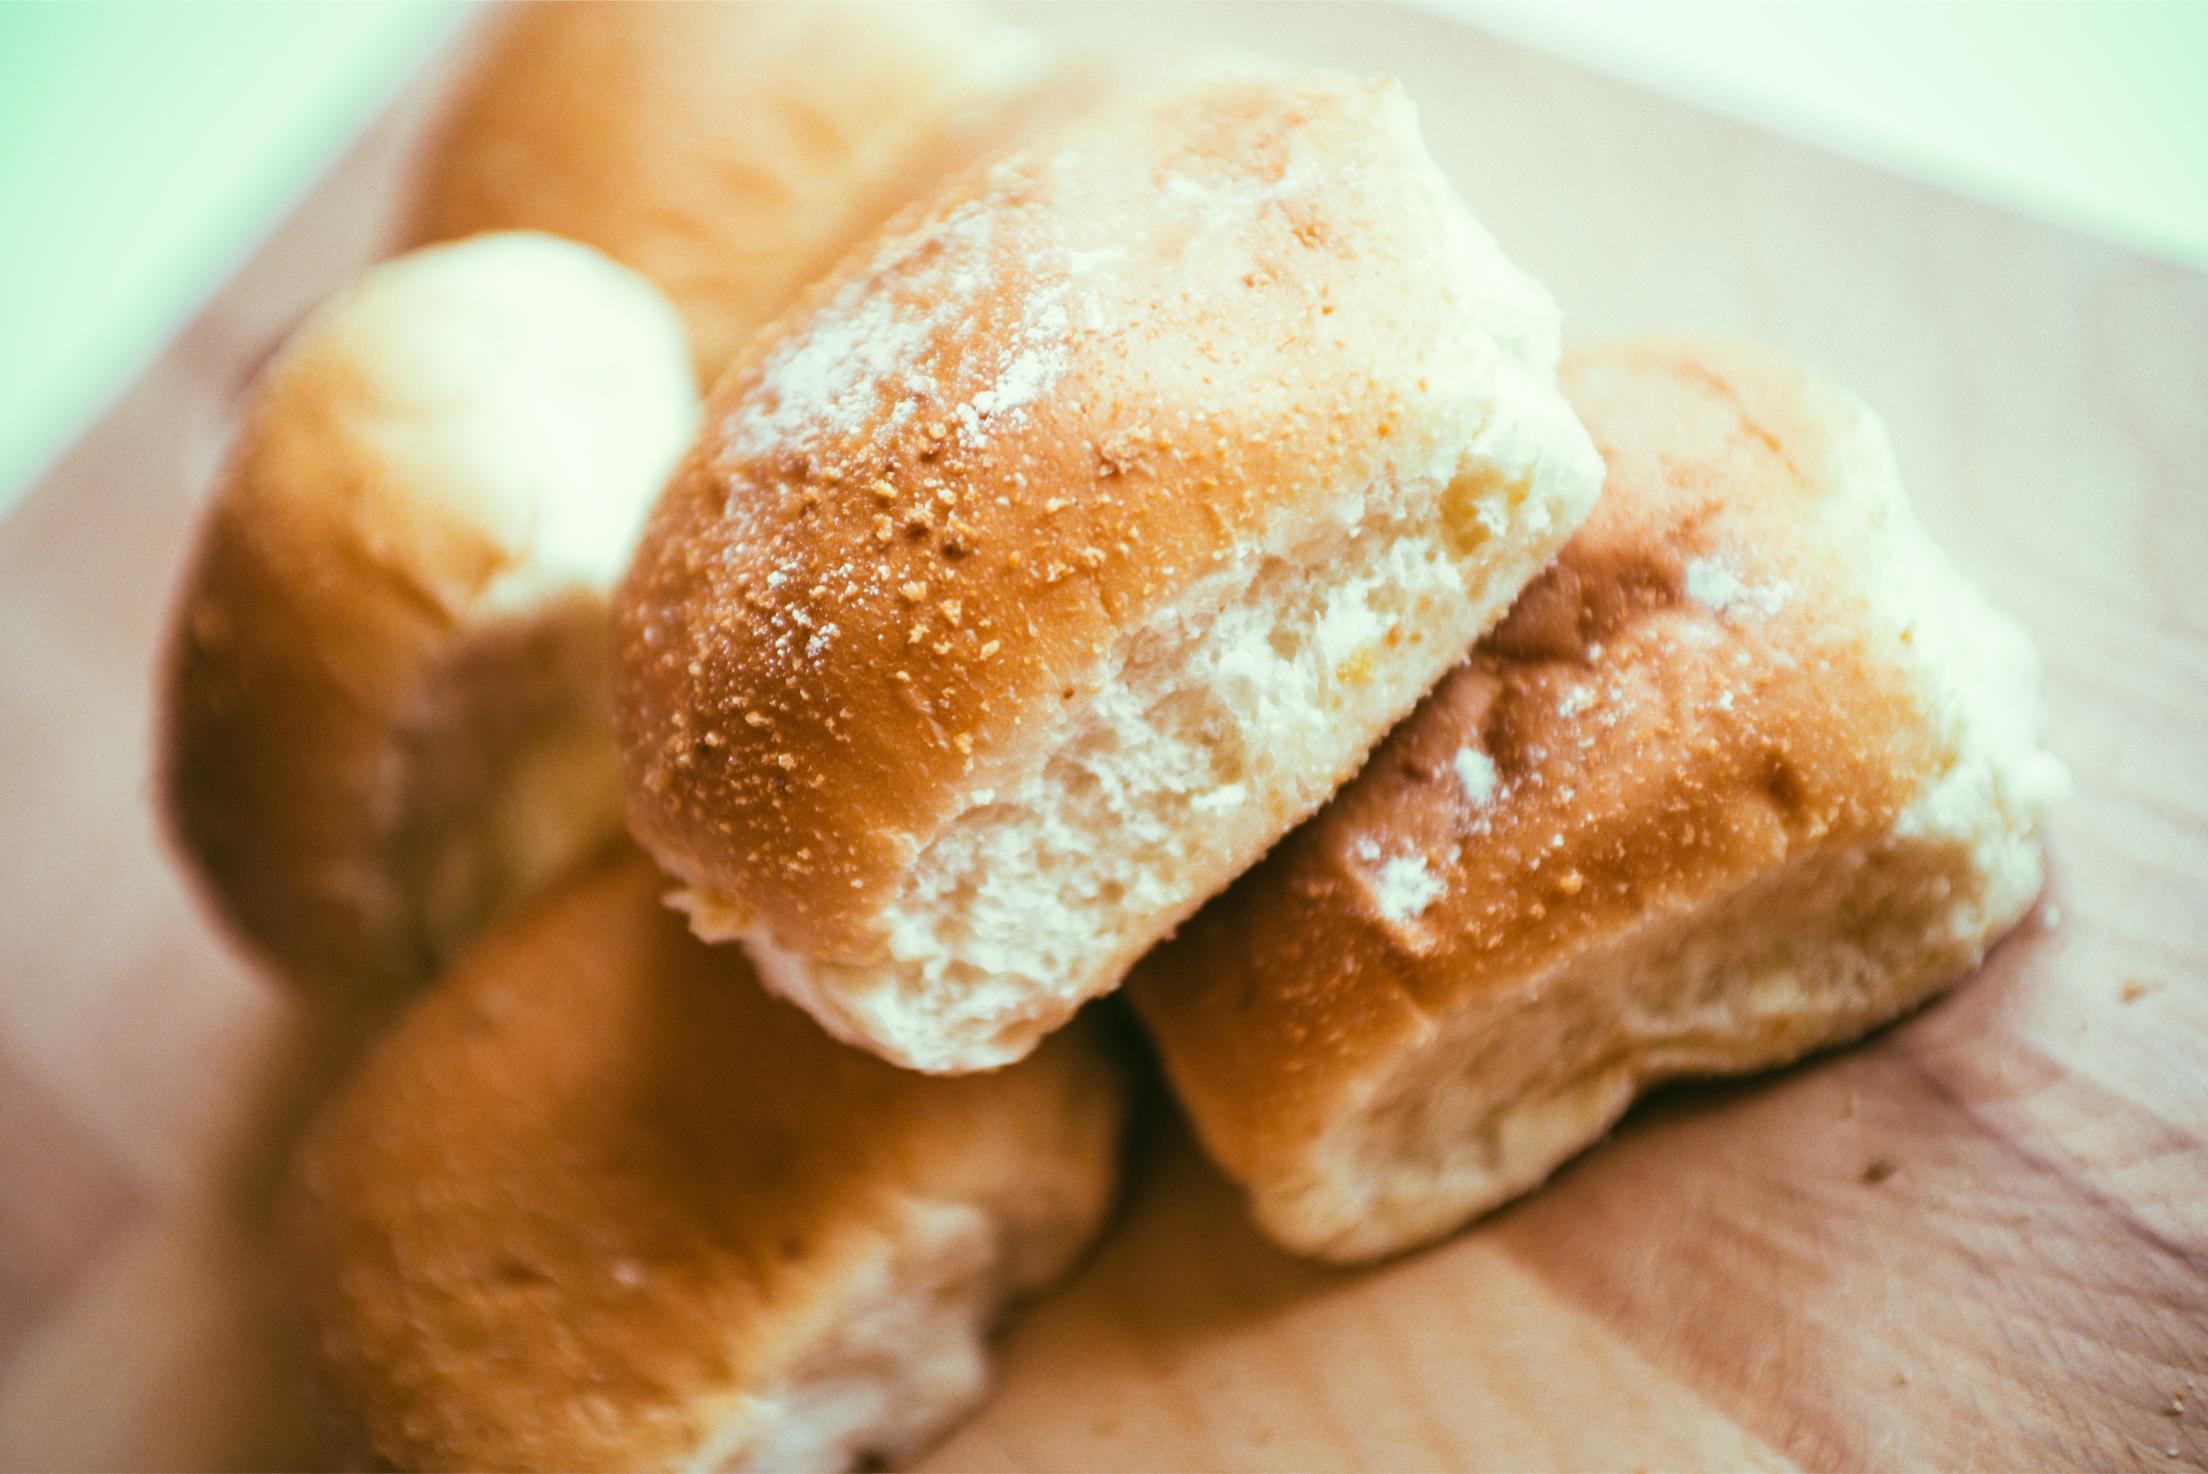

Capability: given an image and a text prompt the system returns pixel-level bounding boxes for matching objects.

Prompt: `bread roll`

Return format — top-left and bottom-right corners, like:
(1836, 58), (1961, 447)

(614, 73), (1603, 1074)
(406, 0), (1048, 381)
(161, 234), (696, 1012)
(286, 850), (1130, 1473)
(1130, 339), (2069, 1261)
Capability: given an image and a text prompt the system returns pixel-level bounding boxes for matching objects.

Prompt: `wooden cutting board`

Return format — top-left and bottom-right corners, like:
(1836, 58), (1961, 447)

(1, 5), (2201, 1470)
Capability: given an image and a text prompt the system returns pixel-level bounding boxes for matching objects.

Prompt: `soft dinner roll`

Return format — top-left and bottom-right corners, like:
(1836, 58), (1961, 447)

(615, 73), (1603, 1073)
(1130, 339), (2069, 1262)
(287, 850), (1130, 1473)
(406, 0), (1047, 381)
(162, 234), (697, 1012)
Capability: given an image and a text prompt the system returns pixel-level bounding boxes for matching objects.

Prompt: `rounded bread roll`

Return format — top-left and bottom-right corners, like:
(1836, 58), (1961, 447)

(614, 71), (1603, 1073)
(286, 849), (1131, 1473)
(161, 233), (697, 1012)
(405, 0), (1049, 382)
(1129, 339), (2068, 1261)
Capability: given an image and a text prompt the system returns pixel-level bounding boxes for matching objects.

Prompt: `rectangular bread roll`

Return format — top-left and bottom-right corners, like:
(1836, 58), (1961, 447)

(613, 72), (1602, 1074)
(1129, 338), (2068, 1262)
(160, 234), (697, 1013)
(286, 850), (1131, 1472)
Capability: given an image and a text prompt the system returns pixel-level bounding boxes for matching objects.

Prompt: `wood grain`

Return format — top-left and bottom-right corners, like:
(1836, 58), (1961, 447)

(0, 4), (2201, 1470)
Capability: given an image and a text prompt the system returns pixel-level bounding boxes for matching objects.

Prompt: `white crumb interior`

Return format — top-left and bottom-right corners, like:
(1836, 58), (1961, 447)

(696, 1200), (1003, 1474)
(1264, 408), (2068, 1263)
(412, 679), (629, 967)
(747, 443), (1586, 1072)
(396, 600), (631, 976)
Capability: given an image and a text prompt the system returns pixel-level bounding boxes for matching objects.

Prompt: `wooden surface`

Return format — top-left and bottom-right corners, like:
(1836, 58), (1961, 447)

(1, 4), (2203, 1470)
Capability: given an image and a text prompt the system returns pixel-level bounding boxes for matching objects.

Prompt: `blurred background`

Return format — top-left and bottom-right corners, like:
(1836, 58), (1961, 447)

(1, 0), (2203, 514)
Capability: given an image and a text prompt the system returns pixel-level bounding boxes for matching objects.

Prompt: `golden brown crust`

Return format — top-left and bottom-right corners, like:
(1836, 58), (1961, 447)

(614, 72), (1567, 960)
(1129, 338), (1945, 1199)
(159, 235), (695, 1010)
(405, 0), (1047, 381)
(286, 849), (1131, 1472)
(162, 477), (475, 999)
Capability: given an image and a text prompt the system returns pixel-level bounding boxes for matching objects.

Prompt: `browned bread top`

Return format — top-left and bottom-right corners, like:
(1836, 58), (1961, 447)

(406, 0), (1047, 381)
(613, 71), (1574, 964)
(1129, 338), (1951, 1192)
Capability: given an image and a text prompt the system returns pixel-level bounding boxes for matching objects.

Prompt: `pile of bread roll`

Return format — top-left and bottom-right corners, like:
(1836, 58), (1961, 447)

(157, 4), (2067, 1469)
